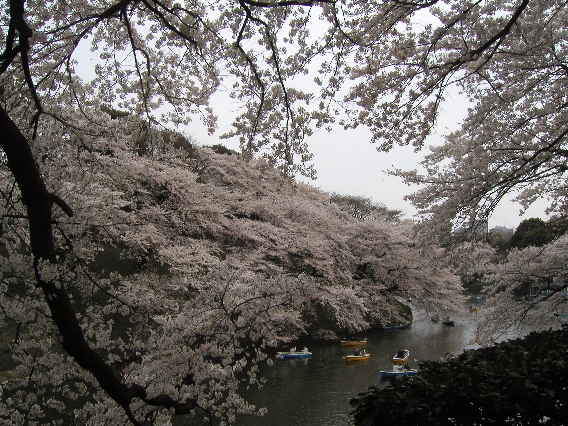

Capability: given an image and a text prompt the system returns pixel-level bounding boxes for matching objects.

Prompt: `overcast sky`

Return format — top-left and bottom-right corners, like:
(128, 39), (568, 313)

(74, 37), (545, 231)
(186, 92), (547, 231)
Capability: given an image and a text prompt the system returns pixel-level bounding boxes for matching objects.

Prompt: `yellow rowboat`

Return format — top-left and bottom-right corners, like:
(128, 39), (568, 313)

(341, 338), (367, 347)
(346, 354), (371, 362)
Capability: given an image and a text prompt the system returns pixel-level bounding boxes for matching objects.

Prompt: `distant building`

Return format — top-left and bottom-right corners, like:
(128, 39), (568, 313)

(489, 226), (514, 237)
(453, 223), (515, 242)
(454, 220), (489, 240)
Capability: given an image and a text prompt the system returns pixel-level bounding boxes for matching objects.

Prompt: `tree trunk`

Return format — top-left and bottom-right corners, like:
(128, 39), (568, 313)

(0, 105), (189, 424)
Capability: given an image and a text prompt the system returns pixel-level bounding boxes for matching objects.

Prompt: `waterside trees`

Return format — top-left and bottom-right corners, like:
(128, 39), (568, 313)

(3, 0), (568, 423)
(0, 126), (462, 425)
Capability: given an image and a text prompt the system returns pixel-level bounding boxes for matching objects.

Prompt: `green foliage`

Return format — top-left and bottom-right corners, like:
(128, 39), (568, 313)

(487, 229), (513, 256)
(88, 246), (171, 278)
(377, 298), (413, 328)
(509, 218), (555, 250)
(162, 131), (195, 156)
(548, 217), (568, 239)
(100, 105), (130, 119)
(350, 326), (568, 425)
(136, 128), (196, 157)
(207, 143), (239, 156)
(99, 106), (196, 157)
(462, 277), (490, 292)
(0, 319), (19, 382)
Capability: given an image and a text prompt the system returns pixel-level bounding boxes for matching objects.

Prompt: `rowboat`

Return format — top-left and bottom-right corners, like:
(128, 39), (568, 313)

(276, 351), (312, 359)
(392, 349), (410, 364)
(341, 338), (367, 347)
(469, 305), (479, 313)
(345, 353), (370, 362)
(380, 365), (418, 378)
(381, 325), (408, 331)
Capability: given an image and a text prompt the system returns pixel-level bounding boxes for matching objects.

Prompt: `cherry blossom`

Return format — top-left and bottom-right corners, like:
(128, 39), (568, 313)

(8, 0), (557, 423)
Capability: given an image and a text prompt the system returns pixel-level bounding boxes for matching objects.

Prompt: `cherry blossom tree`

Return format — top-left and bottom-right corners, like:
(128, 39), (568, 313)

(0, 98), (461, 425)
(0, 122), (463, 424)
(473, 234), (568, 344)
(9, 0), (561, 423)
(328, 193), (403, 223)
(376, 0), (568, 235)
(338, 0), (568, 340)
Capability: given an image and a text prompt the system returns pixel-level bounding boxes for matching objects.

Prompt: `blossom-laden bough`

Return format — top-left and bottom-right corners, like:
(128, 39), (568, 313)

(0, 109), (462, 423)
(5, 0), (563, 424)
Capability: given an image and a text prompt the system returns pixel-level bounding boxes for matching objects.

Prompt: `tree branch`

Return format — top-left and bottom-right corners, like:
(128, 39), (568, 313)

(0, 105), (196, 425)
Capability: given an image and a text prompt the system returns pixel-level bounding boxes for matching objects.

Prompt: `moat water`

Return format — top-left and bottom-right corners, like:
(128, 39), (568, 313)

(185, 292), (488, 426)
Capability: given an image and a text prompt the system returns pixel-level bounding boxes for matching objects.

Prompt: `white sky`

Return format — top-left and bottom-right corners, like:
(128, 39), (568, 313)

(185, 92), (547, 231)
(184, 4), (548, 231)
(72, 30), (546, 231)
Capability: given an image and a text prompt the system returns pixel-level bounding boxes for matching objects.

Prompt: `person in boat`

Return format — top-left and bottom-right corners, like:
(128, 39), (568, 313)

(290, 346), (296, 354)
(445, 316), (452, 322)
(403, 363), (410, 371)
(302, 346), (308, 354)
(396, 348), (406, 358)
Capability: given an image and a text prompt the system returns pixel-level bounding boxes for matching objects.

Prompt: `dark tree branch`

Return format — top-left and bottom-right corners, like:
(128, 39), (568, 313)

(440, 0), (530, 68)
(236, 1), (267, 158)
(0, 0), (43, 136)
(241, 0), (333, 6)
(237, 0), (298, 166)
(0, 105), (197, 425)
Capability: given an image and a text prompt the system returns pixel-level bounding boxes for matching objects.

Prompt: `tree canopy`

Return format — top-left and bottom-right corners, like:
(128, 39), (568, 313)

(509, 218), (555, 250)
(0, 122), (461, 424)
(389, 0), (568, 235)
(328, 193), (403, 223)
(2, 0), (568, 424)
(3, 2), (566, 227)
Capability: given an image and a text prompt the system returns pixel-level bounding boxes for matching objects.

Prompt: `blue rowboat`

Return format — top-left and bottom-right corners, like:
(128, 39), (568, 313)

(276, 351), (312, 359)
(380, 367), (418, 378)
(381, 325), (408, 331)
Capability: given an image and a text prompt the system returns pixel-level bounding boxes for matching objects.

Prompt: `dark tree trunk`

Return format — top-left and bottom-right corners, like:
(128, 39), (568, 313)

(0, 105), (196, 424)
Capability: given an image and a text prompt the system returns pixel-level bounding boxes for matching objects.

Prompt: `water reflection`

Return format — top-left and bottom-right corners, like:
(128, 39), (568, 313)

(231, 295), (485, 426)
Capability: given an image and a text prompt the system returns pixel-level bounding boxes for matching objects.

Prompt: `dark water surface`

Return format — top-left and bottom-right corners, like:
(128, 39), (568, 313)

(228, 293), (486, 426)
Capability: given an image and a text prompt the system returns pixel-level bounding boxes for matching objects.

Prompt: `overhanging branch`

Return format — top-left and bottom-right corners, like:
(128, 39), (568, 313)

(0, 105), (197, 425)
